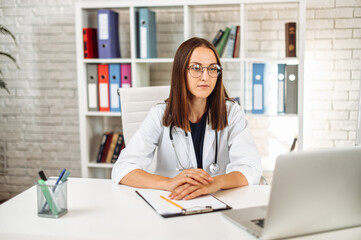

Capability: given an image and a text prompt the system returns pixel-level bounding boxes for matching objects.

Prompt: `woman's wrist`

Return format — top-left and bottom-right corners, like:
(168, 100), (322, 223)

(212, 176), (225, 190)
(213, 172), (248, 190)
(160, 177), (173, 191)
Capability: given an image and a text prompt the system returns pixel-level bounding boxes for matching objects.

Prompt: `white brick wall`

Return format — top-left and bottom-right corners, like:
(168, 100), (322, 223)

(0, 0), (86, 202)
(304, 0), (361, 150)
(0, 0), (360, 201)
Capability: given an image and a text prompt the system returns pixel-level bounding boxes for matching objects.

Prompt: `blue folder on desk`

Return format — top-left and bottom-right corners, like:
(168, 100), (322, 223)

(97, 9), (121, 58)
(137, 8), (158, 59)
(109, 64), (121, 112)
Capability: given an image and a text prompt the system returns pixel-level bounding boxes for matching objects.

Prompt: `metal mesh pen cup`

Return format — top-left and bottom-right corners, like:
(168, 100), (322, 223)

(36, 177), (68, 218)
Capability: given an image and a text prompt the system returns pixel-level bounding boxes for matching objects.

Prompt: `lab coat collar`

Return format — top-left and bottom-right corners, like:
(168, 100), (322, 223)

(173, 126), (197, 169)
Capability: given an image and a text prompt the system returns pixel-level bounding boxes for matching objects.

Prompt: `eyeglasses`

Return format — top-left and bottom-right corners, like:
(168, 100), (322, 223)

(187, 64), (222, 78)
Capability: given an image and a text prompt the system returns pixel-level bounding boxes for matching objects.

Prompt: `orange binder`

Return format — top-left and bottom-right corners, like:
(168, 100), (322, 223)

(98, 64), (110, 112)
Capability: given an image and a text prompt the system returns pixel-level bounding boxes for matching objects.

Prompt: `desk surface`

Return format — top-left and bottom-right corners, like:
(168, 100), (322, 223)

(0, 178), (360, 240)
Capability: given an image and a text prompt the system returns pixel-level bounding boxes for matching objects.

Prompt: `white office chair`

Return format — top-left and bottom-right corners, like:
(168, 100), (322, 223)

(118, 86), (171, 146)
(118, 86), (170, 173)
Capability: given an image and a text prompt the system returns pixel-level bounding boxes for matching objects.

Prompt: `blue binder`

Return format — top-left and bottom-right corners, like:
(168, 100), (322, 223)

(252, 63), (265, 114)
(137, 8), (157, 58)
(97, 9), (121, 59)
(277, 64), (286, 114)
(109, 64), (121, 112)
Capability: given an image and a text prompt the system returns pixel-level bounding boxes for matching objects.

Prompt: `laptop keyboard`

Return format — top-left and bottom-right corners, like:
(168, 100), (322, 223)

(251, 218), (265, 228)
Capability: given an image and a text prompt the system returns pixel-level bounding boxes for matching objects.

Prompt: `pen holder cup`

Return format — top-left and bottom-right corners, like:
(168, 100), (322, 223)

(37, 177), (68, 218)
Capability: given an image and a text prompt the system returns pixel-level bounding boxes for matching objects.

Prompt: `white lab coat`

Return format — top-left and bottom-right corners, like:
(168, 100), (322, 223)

(111, 100), (262, 185)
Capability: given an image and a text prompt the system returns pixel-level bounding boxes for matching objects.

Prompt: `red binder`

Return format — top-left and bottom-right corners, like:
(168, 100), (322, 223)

(98, 64), (110, 112)
(83, 28), (98, 59)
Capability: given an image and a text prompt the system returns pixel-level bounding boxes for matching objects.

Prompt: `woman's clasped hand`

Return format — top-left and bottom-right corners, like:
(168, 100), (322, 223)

(167, 168), (220, 200)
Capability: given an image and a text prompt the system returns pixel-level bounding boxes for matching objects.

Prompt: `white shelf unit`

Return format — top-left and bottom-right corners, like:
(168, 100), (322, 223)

(76, 0), (305, 178)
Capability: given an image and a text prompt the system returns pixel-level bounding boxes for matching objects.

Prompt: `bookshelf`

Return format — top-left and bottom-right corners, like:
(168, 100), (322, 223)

(75, 0), (306, 178)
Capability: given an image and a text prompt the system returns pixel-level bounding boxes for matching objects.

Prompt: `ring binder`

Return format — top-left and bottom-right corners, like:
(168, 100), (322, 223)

(182, 206), (213, 215)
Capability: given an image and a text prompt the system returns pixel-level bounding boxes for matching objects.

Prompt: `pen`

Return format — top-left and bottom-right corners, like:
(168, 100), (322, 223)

(53, 168), (66, 191)
(54, 170), (70, 196)
(160, 195), (184, 210)
(60, 170), (70, 182)
(38, 170), (47, 181)
(52, 170), (71, 196)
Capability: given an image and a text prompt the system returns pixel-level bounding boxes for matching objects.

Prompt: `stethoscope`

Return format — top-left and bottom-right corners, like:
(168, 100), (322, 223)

(169, 125), (220, 174)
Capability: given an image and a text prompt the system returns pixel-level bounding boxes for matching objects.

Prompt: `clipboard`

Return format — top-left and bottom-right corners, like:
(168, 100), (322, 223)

(136, 189), (231, 218)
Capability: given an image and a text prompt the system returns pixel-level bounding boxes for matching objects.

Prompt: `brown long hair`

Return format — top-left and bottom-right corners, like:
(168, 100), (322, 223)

(163, 37), (229, 132)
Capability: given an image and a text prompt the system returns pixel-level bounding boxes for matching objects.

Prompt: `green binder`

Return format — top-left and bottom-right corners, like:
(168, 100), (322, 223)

(216, 27), (230, 57)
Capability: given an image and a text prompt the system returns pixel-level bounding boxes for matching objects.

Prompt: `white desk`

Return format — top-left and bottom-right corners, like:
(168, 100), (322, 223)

(0, 178), (360, 240)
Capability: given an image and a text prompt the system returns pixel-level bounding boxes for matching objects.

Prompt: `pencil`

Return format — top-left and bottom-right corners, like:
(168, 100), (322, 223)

(160, 195), (184, 210)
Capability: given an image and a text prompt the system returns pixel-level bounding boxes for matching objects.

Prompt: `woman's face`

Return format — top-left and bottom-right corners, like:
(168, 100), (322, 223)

(186, 46), (218, 101)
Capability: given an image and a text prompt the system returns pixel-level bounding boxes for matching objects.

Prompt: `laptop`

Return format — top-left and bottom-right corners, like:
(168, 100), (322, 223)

(222, 147), (361, 239)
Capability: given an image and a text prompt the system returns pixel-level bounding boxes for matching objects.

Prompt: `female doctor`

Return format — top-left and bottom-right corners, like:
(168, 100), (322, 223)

(112, 37), (262, 200)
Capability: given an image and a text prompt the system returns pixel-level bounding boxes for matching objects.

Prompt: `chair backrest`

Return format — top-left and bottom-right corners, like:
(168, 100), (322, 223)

(118, 86), (170, 145)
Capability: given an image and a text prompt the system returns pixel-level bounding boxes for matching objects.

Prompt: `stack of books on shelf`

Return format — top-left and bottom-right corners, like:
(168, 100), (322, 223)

(87, 63), (131, 113)
(96, 132), (125, 164)
(212, 25), (240, 58)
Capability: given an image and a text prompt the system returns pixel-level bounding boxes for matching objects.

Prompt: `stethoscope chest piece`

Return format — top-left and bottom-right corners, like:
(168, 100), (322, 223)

(209, 163), (220, 174)
(170, 125), (220, 174)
